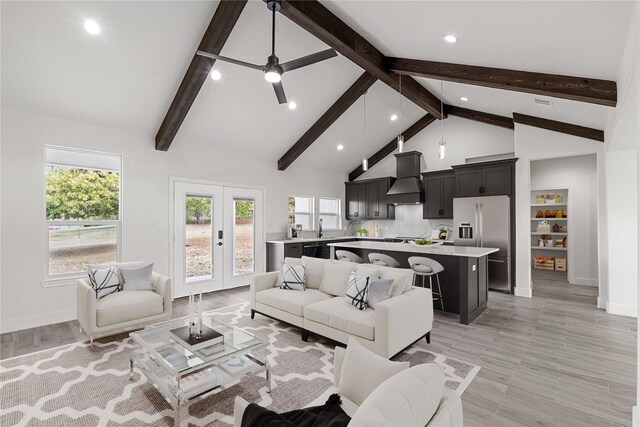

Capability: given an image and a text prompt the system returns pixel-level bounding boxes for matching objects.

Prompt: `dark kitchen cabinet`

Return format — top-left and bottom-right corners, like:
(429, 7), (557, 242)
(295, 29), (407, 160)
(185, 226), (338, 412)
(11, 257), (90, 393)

(452, 158), (517, 198)
(284, 243), (303, 258)
(422, 171), (454, 219)
(345, 177), (395, 220)
(345, 183), (367, 219)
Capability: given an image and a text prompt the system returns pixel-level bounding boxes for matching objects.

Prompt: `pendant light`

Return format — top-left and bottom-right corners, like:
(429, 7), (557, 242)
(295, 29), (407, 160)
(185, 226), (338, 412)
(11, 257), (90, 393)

(438, 80), (446, 160)
(397, 76), (405, 153)
(362, 92), (368, 171)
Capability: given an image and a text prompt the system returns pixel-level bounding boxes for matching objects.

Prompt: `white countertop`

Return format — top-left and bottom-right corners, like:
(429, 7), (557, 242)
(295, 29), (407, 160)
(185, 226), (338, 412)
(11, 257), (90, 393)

(266, 236), (385, 244)
(327, 240), (498, 258)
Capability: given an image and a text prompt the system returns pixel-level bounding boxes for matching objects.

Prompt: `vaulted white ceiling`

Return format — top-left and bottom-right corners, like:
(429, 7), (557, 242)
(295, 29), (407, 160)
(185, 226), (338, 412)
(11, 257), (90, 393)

(1, 1), (634, 173)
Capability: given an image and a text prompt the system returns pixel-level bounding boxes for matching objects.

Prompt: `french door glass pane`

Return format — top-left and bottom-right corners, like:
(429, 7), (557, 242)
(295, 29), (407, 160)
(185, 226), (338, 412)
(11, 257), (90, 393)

(234, 199), (255, 275)
(48, 224), (117, 275)
(185, 195), (213, 281)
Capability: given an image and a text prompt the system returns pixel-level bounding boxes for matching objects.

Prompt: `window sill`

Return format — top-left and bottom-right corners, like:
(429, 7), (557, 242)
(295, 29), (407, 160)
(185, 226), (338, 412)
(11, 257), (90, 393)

(41, 275), (84, 288)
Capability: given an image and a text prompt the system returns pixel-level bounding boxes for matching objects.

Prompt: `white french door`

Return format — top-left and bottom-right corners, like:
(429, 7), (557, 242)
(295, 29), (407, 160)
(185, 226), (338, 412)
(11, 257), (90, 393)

(223, 187), (264, 288)
(173, 181), (264, 298)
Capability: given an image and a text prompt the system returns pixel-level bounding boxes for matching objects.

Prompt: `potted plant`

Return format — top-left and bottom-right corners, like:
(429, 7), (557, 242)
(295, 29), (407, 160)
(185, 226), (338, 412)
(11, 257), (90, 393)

(356, 228), (368, 237)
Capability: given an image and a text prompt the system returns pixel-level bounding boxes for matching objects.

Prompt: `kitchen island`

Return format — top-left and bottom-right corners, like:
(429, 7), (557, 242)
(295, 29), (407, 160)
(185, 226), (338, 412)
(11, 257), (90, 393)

(328, 241), (499, 325)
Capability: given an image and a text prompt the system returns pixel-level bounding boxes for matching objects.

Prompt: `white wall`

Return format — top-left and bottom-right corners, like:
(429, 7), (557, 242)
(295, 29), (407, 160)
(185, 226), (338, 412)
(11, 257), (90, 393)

(353, 116), (515, 237)
(0, 108), (347, 333)
(513, 125), (606, 299)
(530, 155), (599, 286)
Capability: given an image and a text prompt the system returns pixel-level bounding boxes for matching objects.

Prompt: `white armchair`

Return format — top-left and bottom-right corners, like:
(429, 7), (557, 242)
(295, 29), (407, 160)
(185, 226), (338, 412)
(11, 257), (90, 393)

(77, 262), (172, 341)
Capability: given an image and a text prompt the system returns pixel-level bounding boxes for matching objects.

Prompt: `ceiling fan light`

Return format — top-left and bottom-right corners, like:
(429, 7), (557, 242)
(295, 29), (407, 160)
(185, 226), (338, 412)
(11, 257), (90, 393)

(264, 70), (281, 83)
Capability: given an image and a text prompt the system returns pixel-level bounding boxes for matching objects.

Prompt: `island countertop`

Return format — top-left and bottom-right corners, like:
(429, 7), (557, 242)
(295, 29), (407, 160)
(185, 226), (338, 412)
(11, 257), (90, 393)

(327, 240), (498, 258)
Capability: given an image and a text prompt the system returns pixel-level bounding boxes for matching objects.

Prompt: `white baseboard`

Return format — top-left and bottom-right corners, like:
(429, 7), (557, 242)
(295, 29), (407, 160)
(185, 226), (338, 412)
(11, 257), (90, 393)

(514, 286), (532, 298)
(634, 406), (639, 427)
(0, 308), (76, 333)
(597, 297), (607, 309)
(572, 277), (598, 287)
(606, 302), (638, 318)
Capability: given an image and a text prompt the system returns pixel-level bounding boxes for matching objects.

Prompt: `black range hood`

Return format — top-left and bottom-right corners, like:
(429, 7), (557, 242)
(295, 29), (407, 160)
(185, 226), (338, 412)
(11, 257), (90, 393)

(386, 151), (425, 205)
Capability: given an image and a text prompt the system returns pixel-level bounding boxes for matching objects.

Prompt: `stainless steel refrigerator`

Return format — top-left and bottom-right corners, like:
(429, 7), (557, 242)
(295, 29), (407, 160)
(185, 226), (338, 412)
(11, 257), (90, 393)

(453, 195), (511, 292)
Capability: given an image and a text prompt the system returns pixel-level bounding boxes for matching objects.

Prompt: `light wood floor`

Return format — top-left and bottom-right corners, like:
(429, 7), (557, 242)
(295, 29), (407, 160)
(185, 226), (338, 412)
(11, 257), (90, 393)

(1, 279), (636, 426)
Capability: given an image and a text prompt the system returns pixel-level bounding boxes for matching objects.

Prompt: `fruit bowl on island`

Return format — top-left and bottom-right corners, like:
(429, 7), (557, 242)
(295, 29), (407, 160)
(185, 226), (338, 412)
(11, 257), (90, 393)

(408, 239), (443, 247)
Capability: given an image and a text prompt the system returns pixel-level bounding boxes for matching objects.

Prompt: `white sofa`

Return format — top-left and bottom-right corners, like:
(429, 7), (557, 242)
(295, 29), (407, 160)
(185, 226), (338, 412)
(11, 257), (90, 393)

(233, 344), (463, 427)
(250, 256), (433, 358)
(77, 262), (172, 341)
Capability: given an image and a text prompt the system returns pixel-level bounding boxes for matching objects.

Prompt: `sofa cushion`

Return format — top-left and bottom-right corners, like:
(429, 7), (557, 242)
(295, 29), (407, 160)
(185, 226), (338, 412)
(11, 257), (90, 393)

(96, 291), (163, 327)
(344, 272), (371, 311)
(355, 264), (382, 278)
(338, 337), (409, 406)
(276, 257), (303, 286)
(303, 298), (375, 340)
(301, 256), (329, 289)
(319, 261), (357, 296)
(256, 288), (331, 317)
(349, 364), (445, 427)
(379, 267), (414, 296)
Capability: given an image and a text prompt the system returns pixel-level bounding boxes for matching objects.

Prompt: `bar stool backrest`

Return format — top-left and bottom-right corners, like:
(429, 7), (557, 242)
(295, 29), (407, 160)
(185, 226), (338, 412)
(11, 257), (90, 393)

(408, 256), (444, 275)
(367, 253), (401, 268)
(335, 250), (364, 264)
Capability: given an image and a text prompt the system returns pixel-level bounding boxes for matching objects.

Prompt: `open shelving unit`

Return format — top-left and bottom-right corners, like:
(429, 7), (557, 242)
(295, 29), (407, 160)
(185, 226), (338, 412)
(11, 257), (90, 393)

(531, 188), (568, 278)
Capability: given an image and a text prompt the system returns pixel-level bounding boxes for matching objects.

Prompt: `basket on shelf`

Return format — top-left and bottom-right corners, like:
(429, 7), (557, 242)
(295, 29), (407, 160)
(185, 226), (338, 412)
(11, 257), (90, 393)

(533, 256), (555, 270)
(555, 258), (567, 271)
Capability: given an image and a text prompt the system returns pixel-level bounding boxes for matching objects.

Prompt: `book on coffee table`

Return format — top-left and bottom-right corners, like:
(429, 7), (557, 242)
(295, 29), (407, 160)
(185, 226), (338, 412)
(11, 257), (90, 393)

(169, 324), (224, 352)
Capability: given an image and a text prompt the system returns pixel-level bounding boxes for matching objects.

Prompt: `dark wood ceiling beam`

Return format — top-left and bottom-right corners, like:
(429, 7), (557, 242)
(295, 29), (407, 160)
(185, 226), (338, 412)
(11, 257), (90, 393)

(388, 57), (617, 107)
(155, 0), (247, 151)
(513, 113), (604, 142)
(446, 105), (514, 129)
(278, 71), (377, 171)
(275, 0), (443, 118)
(349, 114), (436, 181)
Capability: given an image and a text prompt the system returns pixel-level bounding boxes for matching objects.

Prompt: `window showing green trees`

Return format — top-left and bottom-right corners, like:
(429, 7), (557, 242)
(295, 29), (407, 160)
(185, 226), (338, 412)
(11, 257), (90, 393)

(46, 166), (120, 220)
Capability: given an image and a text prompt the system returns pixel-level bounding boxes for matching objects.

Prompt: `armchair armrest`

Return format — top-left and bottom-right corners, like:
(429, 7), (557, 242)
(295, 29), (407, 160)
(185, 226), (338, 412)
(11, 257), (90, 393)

(152, 272), (172, 318)
(427, 389), (463, 426)
(249, 271), (279, 309)
(77, 278), (98, 335)
(374, 287), (433, 358)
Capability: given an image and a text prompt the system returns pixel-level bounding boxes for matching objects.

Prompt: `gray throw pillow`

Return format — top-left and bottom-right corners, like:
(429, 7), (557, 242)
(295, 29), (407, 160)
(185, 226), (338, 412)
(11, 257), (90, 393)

(119, 263), (154, 291)
(367, 278), (395, 308)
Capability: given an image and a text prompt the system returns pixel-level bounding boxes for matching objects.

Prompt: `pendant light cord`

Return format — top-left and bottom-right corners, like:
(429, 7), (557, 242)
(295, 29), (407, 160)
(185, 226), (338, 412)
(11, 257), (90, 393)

(363, 93), (367, 158)
(440, 80), (444, 141)
(399, 75), (402, 117)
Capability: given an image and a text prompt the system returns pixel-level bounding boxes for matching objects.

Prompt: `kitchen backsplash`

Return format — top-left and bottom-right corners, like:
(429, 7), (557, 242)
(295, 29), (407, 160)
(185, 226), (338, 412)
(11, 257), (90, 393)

(353, 204), (453, 238)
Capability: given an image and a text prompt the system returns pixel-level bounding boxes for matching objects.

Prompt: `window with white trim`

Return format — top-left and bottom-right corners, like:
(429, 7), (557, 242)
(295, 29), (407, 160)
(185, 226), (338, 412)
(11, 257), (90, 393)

(318, 197), (341, 230)
(288, 196), (314, 230)
(45, 147), (121, 277)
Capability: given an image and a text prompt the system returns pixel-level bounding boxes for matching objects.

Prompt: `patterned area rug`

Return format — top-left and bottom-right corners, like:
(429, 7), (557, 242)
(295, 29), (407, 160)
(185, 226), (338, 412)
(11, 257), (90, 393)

(1, 302), (479, 426)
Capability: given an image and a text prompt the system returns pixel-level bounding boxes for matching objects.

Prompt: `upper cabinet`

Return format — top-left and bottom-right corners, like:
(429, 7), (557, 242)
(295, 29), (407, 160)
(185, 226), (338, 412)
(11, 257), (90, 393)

(345, 177), (395, 220)
(422, 171), (454, 219)
(452, 159), (517, 198)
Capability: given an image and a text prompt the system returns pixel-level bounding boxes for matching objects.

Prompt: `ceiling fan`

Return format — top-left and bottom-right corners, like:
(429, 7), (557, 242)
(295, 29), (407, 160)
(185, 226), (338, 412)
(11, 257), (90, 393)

(196, 0), (337, 105)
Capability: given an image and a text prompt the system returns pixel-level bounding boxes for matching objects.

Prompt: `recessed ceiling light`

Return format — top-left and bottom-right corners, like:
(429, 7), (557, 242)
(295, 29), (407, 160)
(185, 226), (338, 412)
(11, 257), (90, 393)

(443, 34), (458, 43)
(209, 69), (221, 81)
(337, 144), (344, 151)
(288, 101), (297, 110)
(83, 19), (101, 35)
(460, 97), (468, 102)
(390, 114), (398, 121)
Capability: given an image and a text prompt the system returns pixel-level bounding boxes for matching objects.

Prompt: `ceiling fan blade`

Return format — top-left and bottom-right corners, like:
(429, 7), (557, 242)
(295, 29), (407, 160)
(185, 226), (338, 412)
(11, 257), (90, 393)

(280, 48), (337, 73)
(272, 81), (287, 104)
(196, 50), (264, 71)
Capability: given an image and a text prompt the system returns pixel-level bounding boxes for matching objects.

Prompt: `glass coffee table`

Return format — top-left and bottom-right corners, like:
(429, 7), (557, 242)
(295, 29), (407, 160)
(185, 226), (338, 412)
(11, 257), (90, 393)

(129, 315), (270, 424)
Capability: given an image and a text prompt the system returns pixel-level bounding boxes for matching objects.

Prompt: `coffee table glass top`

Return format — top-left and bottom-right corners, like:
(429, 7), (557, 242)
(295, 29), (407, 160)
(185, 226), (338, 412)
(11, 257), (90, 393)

(130, 315), (263, 377)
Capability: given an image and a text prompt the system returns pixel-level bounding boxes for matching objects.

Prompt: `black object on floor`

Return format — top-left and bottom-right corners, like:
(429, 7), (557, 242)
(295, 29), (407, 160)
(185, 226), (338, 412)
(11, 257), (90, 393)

(241, 393), (350, 427)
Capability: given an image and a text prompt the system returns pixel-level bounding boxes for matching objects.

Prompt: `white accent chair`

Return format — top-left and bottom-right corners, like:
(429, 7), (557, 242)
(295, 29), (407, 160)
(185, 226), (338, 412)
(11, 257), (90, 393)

(77, 262), (172, 342)
(233, 344), (463, 427)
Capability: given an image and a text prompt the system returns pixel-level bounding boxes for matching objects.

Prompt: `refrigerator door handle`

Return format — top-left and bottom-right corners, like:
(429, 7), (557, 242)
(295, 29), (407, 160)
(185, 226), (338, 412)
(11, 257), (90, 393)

(488, 258), (505, 263)
(474, 203), (479, 247)
(479, 203), (484, 247)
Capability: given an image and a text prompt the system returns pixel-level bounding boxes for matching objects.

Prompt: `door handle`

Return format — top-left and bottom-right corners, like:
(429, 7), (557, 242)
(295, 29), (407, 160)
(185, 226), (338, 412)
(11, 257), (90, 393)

(217, 242), (223, 246)
(488, 259), (505, 263)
